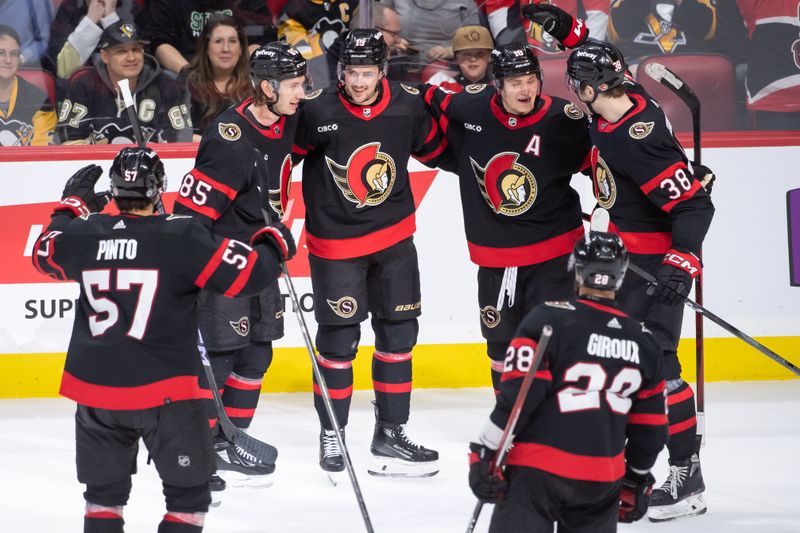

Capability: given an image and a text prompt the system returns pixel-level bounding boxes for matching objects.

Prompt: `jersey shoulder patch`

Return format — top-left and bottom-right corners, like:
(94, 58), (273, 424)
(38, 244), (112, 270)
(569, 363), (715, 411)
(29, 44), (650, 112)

(544, 301), (576, 310)
(465, 83), (488, 94)
(564, 103), (585, 120)
(218, 122), (241, 142)
(628, 121), (655, 140)
(166, 214), (193, 221)
(305, 88), (323, 99)
(401, 84), (420, 95)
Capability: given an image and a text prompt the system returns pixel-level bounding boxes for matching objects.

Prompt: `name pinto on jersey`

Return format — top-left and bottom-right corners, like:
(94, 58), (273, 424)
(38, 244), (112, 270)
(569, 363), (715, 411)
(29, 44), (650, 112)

(587, 333), (640, 364)
(97, 238), (138, 260)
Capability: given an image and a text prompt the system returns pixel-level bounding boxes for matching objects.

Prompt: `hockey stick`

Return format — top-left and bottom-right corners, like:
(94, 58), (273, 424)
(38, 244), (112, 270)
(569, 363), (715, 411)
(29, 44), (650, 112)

(253, 149), (375, 533)
(197, 331), (279, 464)
(642, 62), (706, 445)
(466, 325), (553, 533)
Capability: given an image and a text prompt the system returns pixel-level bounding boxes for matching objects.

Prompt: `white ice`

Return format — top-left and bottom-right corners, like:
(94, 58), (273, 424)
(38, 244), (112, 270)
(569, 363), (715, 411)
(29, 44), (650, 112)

(3, 381), (799, 532)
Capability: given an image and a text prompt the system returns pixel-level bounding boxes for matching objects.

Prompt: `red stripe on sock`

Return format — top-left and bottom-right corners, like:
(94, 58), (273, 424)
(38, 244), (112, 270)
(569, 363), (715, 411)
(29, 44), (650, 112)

(668, 385), (694, 406)
(313, 383), (353, 399)
(373, 380), (412, 393)
(668, 417), (697, 436)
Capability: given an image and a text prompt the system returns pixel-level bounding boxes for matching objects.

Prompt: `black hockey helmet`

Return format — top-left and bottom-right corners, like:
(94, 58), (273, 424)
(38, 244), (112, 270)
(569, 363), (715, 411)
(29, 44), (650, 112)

(566, 39), (626, 95)
(569, 231), (629, 291)
(110, 147), (166, 201)
(250, 42), (308, 89)
(491, 42), (541, 82)
(339, 29), (388, 71)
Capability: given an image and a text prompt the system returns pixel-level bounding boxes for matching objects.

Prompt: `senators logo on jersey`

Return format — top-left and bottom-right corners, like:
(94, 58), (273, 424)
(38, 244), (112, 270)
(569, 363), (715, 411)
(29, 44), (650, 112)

(327, 296), (358, 318)
(470, 152), (537, 216)
(268, 154), (293, 217)
(326, 142), (397, 208)
(592, 150), (617, 209)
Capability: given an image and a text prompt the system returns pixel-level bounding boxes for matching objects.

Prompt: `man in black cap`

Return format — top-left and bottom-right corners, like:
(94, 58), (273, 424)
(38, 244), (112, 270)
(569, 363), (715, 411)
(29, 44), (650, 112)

(59, 21), (192, 144)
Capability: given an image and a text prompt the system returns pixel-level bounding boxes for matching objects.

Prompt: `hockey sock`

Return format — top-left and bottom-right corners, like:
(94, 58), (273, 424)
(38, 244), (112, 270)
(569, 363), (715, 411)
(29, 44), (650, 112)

(490, 359), (504, 395)
(666, 380), (698, 460)
(372, 351), (412, 424)
(157, 512), (205, 533)
(221, 343), (273, 429)
(314, 355), (353, 430)
(84, 503), (124, 533)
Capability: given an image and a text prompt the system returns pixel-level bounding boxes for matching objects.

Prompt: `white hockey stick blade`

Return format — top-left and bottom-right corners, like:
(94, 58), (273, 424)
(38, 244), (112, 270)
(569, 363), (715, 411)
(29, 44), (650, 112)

(644, 62), (684, 91)
(589, 208), (611, 233)
(117, 79), (135, 108)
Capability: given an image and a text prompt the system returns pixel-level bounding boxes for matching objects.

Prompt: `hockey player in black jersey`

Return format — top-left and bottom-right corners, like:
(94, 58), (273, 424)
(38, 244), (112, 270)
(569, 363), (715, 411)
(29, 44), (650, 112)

(469, 230), (667, 532)
(425, 42), (590, 395)
(563, 39), (715, 521)
(173, 42), (306, 487)
(31, 147), (293, 533)
(293, 28), (447, 478)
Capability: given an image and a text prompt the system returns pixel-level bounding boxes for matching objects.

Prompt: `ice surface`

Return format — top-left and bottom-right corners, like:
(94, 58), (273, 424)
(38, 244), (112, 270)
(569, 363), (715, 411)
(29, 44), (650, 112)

(2, 381), (799, 532)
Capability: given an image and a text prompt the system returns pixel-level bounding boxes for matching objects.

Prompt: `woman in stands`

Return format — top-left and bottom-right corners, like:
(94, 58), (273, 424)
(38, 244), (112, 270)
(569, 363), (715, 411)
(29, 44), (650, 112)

(183, 14), (251, 141)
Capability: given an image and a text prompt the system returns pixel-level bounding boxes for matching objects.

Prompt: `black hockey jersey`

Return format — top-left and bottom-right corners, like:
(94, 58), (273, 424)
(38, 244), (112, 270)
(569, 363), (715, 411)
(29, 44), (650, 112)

(426, 85), (590, 268)
(588, 82), (714, 257)
(32, 212), (283, 410)
(490, 297), (667, 480)
(0, 76), (55, 146)
(58, 54), (192, 144)
(174, 97), (299, 240)
(293, 79), (447, 259)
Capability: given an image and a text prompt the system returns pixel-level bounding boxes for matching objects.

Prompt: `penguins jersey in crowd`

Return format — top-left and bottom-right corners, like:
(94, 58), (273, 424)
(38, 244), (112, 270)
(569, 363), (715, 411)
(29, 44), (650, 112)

(31, 212), (283, 410)
(489, 298), (667, 481)
(293, 79), (447, 260)
(588, 82), (714, 257)
(736, 0), (800, 112)
(0, 76), (55, 146)
(278, 0), (356, 58)
(58, 55), (192, 144)
(173, 97), (299, 239)
(426, 84), (590, 268)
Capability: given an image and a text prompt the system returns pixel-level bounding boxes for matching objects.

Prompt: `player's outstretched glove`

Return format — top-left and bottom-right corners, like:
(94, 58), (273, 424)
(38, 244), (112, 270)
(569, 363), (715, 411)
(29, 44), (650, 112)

(619, 468), (655, 523)
(521, 4), (588, 49)
(468, 442), (507, 503)
(649, 248), (702, 305)
(55, 164), (111, 218)
(692, 162), (715, 194)
(250, 221), (297, 262)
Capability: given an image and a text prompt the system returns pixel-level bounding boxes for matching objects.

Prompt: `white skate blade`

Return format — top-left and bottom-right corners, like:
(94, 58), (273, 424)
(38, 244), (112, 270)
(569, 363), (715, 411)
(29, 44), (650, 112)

(368, 456), (439, 478)
(217, 470), (274, 488)
(325, 471), (340, 487)
(648, 494), (707, 522)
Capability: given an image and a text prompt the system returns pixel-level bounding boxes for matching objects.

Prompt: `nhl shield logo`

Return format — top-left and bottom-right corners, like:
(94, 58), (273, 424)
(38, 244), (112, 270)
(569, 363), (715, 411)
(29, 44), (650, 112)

(219, 122), (241, 142)
(470, 152), (537, 216)
(327, 296), (358, 319)
(480, 306), (501, 328)
(177, 455), (191, 467)
(592, 152), (617, 209)
(229, 316), (250, 336)
(363, 107), (372, 118)
(629, 121), (654, 139)
(508, 117), (517, 127)
(326, 142), (397, 208)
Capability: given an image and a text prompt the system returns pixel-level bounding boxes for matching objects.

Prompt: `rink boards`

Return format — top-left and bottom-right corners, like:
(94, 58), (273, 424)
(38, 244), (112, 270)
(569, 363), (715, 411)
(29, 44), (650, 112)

(1, 133), (798, 398)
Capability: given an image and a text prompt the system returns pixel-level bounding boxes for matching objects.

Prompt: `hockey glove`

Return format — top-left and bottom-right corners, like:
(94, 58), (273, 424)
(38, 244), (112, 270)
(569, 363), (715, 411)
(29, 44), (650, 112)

(55, 164), (111, 219)
(692, 163), (715, 194)
(649, 248), (702, 305)
(521, 4), (588, 49)
(619, 468), (655, 523)
(250, 221), (297, 262)
(468, 442), (507, 503)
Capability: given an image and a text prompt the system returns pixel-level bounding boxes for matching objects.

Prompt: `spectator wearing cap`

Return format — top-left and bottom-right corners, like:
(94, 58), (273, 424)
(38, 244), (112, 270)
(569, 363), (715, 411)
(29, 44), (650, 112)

(425, 25), (494, 92)
(58, 21), (192, 144)
(0, 24), (55, 145)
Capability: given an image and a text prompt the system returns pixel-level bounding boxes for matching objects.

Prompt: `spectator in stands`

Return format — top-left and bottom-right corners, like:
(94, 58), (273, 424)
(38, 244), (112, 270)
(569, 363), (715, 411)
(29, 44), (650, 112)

(382, 0), (479, 62)
(736, 0), (800, 130)
(46, 0), (141, 81)
(58, 21), (192, 144)
(278, 0), (356, 60)
(425, 25), (493, 91)
(479, 1), (609, 54)
(0, 24), (55, 145)
(0, 0), (53, 67)
(139, 0), (276, 76)
(180, 14), (251, 140)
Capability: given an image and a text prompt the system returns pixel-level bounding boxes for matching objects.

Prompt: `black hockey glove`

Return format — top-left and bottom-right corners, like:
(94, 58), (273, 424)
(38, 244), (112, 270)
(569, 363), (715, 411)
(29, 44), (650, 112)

(521, 4), (588, 49)
(619, 468), (655, 523)
(692, 162), (715, 194)
(250, 221), (297, 262)
(468, 442), (507, 503)
(55, 164), (111, 219)
(649, 248), (702, 305)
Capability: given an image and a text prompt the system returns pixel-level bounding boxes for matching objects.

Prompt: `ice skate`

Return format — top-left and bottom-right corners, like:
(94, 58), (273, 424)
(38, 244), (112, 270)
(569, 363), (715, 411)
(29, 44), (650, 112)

(319, 429), (345, 486)
(648, 454), (707, 522)
(214, 437), (275, 488)
(209, 473), (226, 507)
(368, 421), (439, 477)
